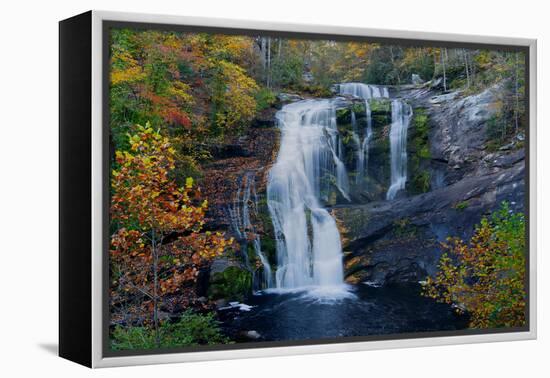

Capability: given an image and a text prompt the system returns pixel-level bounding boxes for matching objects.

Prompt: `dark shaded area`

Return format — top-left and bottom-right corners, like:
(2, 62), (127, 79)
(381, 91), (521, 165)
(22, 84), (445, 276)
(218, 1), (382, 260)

(220, 284), (468, 342)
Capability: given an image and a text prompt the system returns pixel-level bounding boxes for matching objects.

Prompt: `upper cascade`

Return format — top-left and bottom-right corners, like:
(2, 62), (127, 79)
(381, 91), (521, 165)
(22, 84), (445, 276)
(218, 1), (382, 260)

(338, 83), (389, 185)
(338, 82), (389, 99)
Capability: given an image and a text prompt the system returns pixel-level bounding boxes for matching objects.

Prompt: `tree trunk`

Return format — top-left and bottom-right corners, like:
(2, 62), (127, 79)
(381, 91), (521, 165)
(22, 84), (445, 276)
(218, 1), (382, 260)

(441, 48), (447, 92)
(151, 228), (160, 348)
(260, 37), (266, 73)
(469, 52), (476, 84)
(389, 46), (401, 86)
(463, 49), (470, 89)
(514, 52), (520, 133)
(433, 50), (438, 79)
(267, 37), (271, 88)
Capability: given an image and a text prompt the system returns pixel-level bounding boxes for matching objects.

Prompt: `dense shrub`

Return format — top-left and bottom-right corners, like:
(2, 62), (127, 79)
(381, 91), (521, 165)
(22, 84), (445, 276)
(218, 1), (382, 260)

(208, 266), (252, 301)
(111, 311), (230, 350)
(422, 202), (526, 328)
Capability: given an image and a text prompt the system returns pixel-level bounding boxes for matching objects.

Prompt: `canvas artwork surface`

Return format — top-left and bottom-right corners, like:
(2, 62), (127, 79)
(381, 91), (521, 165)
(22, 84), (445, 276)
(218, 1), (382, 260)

(107, 25), (528, 354)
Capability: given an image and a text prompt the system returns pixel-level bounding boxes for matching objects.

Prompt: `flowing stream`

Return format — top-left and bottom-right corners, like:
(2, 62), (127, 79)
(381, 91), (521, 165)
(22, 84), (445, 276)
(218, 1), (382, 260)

(267, 99), (348, 295)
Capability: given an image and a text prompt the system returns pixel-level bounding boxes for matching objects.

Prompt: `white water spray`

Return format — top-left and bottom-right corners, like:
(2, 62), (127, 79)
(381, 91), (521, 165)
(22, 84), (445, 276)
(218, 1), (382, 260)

(228, 173), (273, 289)
(267, 99), (348, 294)
(386, 100), (412, 200)
(339, 83), (389, 183)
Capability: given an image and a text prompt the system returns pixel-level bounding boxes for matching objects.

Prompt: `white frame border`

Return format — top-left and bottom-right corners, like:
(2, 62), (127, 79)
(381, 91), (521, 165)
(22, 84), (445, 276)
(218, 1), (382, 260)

(91, 10), (537, 368)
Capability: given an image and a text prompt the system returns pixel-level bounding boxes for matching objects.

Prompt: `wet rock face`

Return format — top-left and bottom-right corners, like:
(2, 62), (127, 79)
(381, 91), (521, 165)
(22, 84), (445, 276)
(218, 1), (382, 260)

(334, 97), (393, 203)
(426, 82), (506, 185)
(330, 82), (511, 205)
(276, 92), (304, 105)
(336, 157), (524, 285)
(203, 81), (526, 292)
(334, 82), (525, 286)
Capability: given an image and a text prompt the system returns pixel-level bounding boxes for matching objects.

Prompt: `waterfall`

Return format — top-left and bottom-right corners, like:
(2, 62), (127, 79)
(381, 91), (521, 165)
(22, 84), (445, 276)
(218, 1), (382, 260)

(338, 83), (389, 183)
(350, 111), (362, 184)
(228, 173), (273, 290)
(267, 99), (348, 294)
(386, 100), (412, 200)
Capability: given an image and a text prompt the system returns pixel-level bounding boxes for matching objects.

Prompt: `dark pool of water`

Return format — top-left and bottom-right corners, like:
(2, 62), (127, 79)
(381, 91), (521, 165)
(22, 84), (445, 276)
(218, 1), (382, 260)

(219, 284), (469, 342)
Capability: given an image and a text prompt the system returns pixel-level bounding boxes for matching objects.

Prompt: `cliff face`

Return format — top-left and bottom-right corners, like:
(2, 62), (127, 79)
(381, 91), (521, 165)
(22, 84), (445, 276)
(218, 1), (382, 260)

(333, 82), (525, 285)
(201, 81), (525, 296)
(333, 97), (392, 202)
(200, 107), (280, 232)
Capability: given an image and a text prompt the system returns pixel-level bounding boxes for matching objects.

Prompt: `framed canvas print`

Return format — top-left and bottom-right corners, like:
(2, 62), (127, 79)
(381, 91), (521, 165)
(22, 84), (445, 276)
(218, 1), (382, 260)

(59, 10), (537, 368)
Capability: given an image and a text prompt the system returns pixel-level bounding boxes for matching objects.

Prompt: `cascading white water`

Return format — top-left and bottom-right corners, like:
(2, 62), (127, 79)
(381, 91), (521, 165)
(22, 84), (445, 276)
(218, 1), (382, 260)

(339, 83), (389, 183)
(386, 100), (412, 200)
(350, 110), (362, 184)
(267, 99), (348, 293)
(228, 173), (273, 289)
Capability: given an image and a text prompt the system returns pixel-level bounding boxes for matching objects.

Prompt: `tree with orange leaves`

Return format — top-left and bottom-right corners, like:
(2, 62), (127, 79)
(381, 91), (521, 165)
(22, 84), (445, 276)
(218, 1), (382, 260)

(110, 123), (234, 346)
(422, 202), (526, 328)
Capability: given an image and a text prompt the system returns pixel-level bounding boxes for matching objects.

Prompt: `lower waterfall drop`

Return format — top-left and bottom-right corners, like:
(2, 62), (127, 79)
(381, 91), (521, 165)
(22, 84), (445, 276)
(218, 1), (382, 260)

(267, 99), (349, 296)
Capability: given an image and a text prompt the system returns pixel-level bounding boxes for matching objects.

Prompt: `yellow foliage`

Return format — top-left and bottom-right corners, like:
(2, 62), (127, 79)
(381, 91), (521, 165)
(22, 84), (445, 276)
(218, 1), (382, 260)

(110, 49), (145, 85)
(213, 60), (259, 131)
(422, 203), (526, 329)
(167, 81), (195, 106)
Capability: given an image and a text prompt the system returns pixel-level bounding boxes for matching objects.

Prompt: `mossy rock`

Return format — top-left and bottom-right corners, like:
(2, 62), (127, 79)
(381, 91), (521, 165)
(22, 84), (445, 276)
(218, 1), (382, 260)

(371, 114), (391, 129)
(364, 129), (391, 195)
(336, 108), (352, 124)
(351, 102), (367, 116)
(337, 123), (353, 135)
(208, 266), (252, 301)
(409, 170), (431, 194)
(367, 99), (391, 129)
(407, 107), (432, 195)
(372, 132), (390, 154)
(413, 108), (429, 136)
(392, 218), (419, 238)
(255, 197), (278, 267)
(453, 201), (469, 211)
(336, 103), (367, 125)
(369, 98), (391, 114)
(340, 133), (360, 166)
(260, 236), (277, 267)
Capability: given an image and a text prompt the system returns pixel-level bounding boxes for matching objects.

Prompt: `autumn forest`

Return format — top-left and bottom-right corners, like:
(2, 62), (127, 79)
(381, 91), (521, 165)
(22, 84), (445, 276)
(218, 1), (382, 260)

(108, 26), (527, 351)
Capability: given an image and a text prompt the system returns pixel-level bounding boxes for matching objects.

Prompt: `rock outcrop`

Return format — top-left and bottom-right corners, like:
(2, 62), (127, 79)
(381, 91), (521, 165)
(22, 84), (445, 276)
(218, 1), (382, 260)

(333, 82), (525, 286)
(203, 81), (525, 295)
